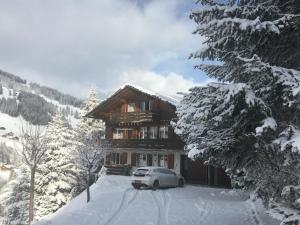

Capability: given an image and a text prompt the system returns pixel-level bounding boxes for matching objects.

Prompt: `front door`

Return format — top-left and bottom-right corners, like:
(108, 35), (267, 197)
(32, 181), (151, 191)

(139, 153), (147, 167)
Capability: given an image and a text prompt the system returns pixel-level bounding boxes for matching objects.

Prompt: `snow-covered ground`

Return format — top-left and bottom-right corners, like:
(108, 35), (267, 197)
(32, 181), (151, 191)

(0, 171), (11, 186)
(34, 175), (280, 225)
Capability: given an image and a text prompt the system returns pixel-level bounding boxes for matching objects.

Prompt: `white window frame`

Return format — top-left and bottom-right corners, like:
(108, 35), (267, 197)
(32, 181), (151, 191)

(158, 154), (169, 168)
(113, 128), (123, 139)
(149, 126), (158, 139)
(140, 127), (148, 139)
(127, 102), (135, 112)
(159, 126), (169, 139)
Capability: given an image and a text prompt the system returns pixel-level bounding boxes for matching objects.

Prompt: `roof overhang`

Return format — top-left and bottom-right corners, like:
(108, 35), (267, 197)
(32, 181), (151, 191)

(86, 85), (177, 120)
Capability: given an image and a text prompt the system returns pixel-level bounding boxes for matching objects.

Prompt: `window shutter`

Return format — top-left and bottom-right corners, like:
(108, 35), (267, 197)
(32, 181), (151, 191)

(121, 152), (128, 164)
(131, 152), (137, 166)
(168, 154), (174, 169)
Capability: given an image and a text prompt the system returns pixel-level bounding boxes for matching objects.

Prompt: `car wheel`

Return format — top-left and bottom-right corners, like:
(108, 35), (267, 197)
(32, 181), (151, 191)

(178, 179), (184, 187)
(132, 184), (140, 189)
(153, 180), (159, 190)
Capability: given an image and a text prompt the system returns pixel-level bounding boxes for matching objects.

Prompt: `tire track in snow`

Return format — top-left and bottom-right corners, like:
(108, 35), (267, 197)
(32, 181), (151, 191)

(245, 201), (261, 225)
(195, 196), (211, 225)
(103, 188), (138, 225)
(163, 191), (171, 225)
(151, 190), (170, 225)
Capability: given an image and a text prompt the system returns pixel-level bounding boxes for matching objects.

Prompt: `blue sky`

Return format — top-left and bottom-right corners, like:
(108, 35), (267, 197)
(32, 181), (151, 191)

(133, 0), (208, 84)
(0, 0), (210, 99)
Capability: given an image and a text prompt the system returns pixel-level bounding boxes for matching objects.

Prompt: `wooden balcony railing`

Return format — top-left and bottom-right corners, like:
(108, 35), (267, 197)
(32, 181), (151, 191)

(107, 139), (184, 150)
(107, 112), (160, 124)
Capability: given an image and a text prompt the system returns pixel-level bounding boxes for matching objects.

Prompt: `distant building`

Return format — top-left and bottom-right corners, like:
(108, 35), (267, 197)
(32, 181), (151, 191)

(0, 163), (13, 171)
(87, 85), (231, 187)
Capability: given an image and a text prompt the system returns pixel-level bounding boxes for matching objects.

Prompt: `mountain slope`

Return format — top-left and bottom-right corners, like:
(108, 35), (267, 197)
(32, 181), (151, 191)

(0, 69), (83, 165)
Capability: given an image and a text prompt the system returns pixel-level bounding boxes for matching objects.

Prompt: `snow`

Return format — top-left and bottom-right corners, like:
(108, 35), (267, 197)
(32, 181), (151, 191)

(256, 117), (277, 136)
(0, 171), (11, 185)
(280, 129), (300, 153)
(120, 84), (181, 106)
(268, 204), (300, 225)
(0, 112), (45, 149)
(0, 112), (27, 136)
(0, 112), (27, 149)
(34, 175), (279, 225)
(0, 86), (15, 99)
(187, 143), (202, 159)
(198, 17), (281, 34)
(40, 94), (82, 128)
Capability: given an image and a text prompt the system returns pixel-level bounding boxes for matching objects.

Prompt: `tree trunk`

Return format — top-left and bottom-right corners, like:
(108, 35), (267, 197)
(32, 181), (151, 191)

(87, 169), (91, 203)
(29, 166), (36, 224)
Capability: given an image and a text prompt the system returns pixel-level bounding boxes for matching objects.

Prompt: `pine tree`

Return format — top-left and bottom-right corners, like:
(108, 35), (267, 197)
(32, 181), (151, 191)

(35, 113), (81, 219)
(78, 89), (104, 137)
(1, 167), (30, 225)
(74, 89), (105, 202)
(0, 83), (3, 95)
(173, 1), (300, 222)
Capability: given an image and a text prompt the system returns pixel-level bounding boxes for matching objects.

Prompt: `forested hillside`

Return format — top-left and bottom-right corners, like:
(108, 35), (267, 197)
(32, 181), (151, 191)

(0, 69), (82, 126)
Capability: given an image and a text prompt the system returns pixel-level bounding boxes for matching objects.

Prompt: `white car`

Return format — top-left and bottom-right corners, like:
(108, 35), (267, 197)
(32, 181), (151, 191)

(131, 166), (185, 190)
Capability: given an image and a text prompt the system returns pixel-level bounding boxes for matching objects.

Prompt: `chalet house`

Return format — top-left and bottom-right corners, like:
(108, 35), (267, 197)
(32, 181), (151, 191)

(87, 85), (231, 188)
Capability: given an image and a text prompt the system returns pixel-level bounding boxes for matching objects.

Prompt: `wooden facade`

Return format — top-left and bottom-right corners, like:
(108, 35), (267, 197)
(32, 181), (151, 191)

(87, 85), (231, 187)
(87, 85), (184, 175)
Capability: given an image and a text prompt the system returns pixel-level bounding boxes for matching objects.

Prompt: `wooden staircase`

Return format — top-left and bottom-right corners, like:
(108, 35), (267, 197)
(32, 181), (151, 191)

(105, 165), (131, 176)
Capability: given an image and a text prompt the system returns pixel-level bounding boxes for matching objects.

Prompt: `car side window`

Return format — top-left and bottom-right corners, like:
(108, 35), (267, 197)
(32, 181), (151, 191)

(164, 169), (174, 175)
(157, 168), (172, 174)
(156, 168), (166, 174)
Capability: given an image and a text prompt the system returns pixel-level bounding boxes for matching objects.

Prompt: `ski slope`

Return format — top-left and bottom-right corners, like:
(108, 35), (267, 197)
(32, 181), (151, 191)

(34, 175), (280, 225)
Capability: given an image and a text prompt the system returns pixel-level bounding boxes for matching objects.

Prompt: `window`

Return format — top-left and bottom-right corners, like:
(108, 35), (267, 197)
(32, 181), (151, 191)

(127, 102), (136, 112)
(147, 154), (153, 166)
(141, 101), (147, 111)
(159, 126), (169, 139)
(136, 153), (154, 167)
(113, 128), (134, 139)
(153, 154), (158, 166)
(140, 127), (148, 139)
(158, 154), (170, 168)
(149, 126), (158, 139)
(113, 128), (124, 139)
(111, 153), (120, 165)
(141, 101), (152, 111)
(137, 153), (147, 167)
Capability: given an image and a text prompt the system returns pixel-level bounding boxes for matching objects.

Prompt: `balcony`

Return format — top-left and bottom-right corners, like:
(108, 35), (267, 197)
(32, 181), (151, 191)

(107, 111), (160, 125)
(107, 139), (184, 150)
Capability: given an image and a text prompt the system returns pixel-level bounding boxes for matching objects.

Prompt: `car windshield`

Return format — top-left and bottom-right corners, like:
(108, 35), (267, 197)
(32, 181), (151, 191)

(135, 169), (149, 175)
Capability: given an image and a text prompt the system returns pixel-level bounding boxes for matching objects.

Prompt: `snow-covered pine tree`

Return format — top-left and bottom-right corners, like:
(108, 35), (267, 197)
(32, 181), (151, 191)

(0, 167), (30, 225)
(78, 89), (104, 137)
(35, 113), (80, 219)
(173, 1), (300, 222)
(73, 89), (105, 202)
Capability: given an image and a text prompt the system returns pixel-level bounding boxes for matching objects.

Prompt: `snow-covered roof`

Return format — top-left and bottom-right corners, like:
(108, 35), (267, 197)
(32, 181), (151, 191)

(120, 83), (180, 106)
(86, 84), (180, 118)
